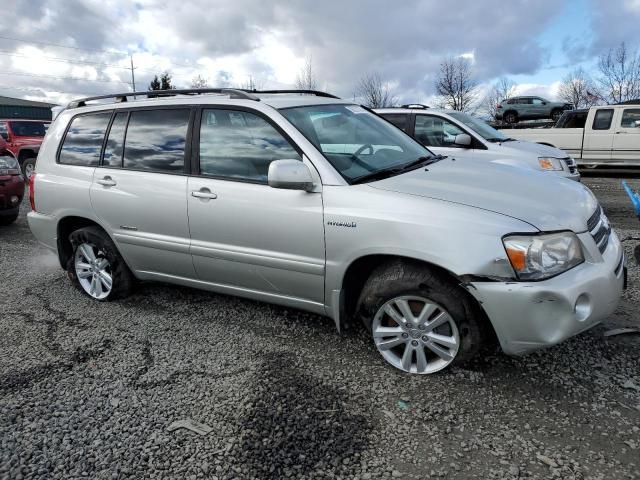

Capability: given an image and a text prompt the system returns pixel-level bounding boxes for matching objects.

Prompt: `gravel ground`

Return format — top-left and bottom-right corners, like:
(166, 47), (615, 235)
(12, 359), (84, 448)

(1, 176), (639, 480)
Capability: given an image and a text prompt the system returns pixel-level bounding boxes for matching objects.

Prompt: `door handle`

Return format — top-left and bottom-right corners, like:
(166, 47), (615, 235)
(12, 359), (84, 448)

(97, 176), (117, 187)
(191, 189), (217, 200)
(615, 131), (627, 134)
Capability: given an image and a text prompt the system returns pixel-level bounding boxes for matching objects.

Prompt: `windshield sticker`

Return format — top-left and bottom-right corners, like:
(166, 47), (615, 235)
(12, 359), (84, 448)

(346, 105), (367, 114)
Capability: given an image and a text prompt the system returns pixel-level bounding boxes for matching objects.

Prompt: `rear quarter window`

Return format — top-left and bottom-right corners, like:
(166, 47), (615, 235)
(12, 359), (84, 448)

(59, 113), (112, 166)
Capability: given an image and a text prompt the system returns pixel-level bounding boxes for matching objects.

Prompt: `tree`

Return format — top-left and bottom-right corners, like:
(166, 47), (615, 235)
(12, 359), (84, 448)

(295, 56), (317, 90)
(190, 74), (208, 89)
(435, 57), (478, 112)
(597, 42), (640, 104)
(355, 72), (397, 108)
(480, 77), (516, 120)
(558, 68), (601, 108)
(148, 72), (175, 91)
(239, 76), (263, 91)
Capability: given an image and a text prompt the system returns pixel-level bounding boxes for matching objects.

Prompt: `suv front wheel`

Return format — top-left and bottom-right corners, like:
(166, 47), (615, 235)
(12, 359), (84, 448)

(67, 226), (133, 301)
(357, 261), (483, 374)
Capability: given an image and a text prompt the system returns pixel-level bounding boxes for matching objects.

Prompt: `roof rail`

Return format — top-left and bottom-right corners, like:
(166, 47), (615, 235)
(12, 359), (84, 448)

(242, 89), (340, 99)
(616, 99), (640, 105)
(401, 104), (429, 109)
(66, 88), (259, 109)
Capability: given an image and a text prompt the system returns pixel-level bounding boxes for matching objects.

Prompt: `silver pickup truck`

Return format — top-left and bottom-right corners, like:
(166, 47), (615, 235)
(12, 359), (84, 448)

(27, 88), (625, 374)
(505, 104), (640, 167)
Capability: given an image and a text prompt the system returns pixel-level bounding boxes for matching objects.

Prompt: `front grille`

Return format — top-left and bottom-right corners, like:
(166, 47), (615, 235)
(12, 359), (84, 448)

(562, 158), (578, 174)
(588, 205), (611, 254)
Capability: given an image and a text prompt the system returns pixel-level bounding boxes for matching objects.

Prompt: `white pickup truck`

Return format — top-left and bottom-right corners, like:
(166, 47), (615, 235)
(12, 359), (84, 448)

(506, 104), (640, 167)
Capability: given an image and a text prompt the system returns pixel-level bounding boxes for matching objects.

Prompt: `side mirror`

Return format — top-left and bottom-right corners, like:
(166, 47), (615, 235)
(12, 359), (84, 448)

(634, 120), (640, 128)
(268, 160), (314, 192)
(454, 133), (472, 147)
(542, 101), (547, 105)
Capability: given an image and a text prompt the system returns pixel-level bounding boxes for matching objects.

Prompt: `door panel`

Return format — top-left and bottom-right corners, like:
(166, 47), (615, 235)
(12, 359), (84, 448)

(187, 178), (325, 303)
(91, 169), (195, 277)
(612, 108), (640, 165)
(583, 108), (615, 163)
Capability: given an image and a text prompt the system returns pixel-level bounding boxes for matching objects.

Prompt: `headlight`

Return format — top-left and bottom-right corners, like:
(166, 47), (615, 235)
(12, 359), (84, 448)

(0, 154), (20, 175)
(538, 157), (563, 171)
(503, 232), (584, 280)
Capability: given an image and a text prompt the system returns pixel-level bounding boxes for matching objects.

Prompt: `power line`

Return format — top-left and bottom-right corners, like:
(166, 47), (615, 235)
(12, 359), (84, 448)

(0, 71), (131, 85)
(0, 34), (127, 55)
(0, 50), (132, 69)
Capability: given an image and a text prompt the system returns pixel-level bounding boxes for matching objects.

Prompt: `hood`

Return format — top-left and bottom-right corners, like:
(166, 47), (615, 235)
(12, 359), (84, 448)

(369, 157), (597, 232)
(498, 139), (568, 158)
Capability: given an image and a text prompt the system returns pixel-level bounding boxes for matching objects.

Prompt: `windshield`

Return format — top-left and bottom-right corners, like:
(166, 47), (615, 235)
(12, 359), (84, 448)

(10, 121), (48, 137)
(280, 104), (432, 183)
(447, 112), (507, 142)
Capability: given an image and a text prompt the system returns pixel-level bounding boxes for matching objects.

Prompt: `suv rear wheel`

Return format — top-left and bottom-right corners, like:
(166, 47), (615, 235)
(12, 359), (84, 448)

(67, 226), (133, 301)
(357, 261), (483, 374)
(21, 157), (36, 180)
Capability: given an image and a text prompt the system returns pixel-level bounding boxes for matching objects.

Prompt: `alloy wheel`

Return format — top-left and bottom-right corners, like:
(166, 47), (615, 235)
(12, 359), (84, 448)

(74, 242), (113, 300)
(24, 162), (34, 179)
(372, 295), (460, 374)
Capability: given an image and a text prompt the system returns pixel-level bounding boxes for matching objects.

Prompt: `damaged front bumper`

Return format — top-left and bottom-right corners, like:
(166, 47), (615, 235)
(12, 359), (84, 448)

(467, 230), (625, 355)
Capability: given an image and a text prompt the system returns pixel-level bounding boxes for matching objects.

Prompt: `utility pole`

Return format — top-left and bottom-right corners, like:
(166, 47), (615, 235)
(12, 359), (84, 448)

(130, 55), (137, 98)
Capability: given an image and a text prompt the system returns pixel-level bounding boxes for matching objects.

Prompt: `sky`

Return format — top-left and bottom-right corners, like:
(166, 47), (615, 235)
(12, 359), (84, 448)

(0, 0), (639, 106)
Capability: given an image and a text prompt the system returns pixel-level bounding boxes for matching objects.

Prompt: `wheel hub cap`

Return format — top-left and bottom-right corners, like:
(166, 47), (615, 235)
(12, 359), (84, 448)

(371, 295), (460, 374)
(74, 242), (113, 300)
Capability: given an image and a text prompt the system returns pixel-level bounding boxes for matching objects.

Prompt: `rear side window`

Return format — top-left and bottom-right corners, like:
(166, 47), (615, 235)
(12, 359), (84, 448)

(381, 114), (409, 132)
(102, 112), (128, 167)
(123, 109), (190, 173)
(198, 109), (301, 183)
(621, 109), (640, 128)
(59, 113), (111, 166)
(592, 109), (614, 130)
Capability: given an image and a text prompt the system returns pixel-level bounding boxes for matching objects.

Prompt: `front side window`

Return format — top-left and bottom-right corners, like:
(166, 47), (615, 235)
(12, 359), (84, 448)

(10, 121), (47, 137)
(280, 104), (430, 183)
(532, 98), (544, 105)
(447, 112), (506, 142)
(199, 109), (301, 183)
(621, 109), (640, 128)
(59, 113), (111, 166)
(592, 109), (614, 130)
(123, 109), (190, 172)
(414, 115), (466, 147)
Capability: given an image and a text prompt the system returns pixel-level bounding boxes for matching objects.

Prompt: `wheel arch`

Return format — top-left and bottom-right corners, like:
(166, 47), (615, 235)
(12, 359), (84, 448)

(56, 216), (112, 269)
(338, 254), (496, 342)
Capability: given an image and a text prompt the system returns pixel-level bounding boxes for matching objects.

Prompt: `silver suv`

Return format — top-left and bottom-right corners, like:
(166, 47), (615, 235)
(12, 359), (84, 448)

(28, 89), (625, 374)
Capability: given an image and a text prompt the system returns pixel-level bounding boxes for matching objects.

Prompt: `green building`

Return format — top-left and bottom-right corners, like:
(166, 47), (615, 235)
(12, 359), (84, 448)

(0, 95), (57, 121)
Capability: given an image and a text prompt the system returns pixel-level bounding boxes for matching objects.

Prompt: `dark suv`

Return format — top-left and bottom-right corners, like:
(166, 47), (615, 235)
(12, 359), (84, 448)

(0, 139), (24, 225)
(496, 96), (573, 124)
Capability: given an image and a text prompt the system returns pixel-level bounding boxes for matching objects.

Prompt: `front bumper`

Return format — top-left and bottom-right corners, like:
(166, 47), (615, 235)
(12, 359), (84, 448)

(468, 230), (624, 355)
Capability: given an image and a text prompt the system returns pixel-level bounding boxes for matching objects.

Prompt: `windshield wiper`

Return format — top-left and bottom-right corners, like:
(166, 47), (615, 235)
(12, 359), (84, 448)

(351, 155), (446, 185)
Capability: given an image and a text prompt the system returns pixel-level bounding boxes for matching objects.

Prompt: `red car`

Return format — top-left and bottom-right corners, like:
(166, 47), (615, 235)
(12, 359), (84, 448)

(0, 139), (24, 225)
(0, 119), (49, 179)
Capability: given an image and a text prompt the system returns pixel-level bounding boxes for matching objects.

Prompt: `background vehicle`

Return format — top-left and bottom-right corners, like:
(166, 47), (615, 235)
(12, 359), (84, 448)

(0, 119), (49, 179)
(496, 96), (573, 124)
(0, 145), (24, 226)
(505, 104), (640, 167)
(376, 106), (579, 180)
(28, 88), (623, 375)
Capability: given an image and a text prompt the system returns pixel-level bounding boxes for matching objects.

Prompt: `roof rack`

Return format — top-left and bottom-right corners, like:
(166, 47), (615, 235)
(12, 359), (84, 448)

(67, 88), (259, 109)
(616, 99), (640, 105)
(401, 104), (429, 109)
(67, 88), (341, 109)
(242, 89), (340, 99)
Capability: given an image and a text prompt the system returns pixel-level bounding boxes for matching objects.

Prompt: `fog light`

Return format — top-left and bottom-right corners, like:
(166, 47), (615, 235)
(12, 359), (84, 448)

(10, 195), (19, 205)
(574, 294), (591, 322)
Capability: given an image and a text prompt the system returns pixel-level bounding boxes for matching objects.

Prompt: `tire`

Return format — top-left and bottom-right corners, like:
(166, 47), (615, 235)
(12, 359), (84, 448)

(21, 157), (36, 180)
(67, 226), (133, 301)
(504, 111), (518, 124)
(551, 109), (562, 122)
(357, 260), (484, 374)
(0, 213), (19, 226)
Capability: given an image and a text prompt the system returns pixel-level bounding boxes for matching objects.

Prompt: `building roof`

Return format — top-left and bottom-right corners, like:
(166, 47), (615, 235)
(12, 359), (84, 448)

(0, 95), (57, 108)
